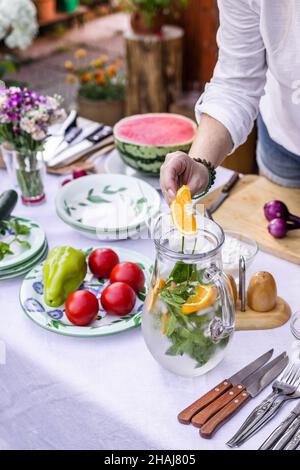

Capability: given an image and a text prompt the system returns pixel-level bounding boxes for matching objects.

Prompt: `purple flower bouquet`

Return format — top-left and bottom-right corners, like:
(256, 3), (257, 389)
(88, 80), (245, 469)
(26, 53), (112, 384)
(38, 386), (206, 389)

(0, 86), (66, 204)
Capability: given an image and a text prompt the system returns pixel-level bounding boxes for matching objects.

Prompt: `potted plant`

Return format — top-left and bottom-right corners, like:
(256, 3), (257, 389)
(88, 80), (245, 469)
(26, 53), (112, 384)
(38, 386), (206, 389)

(0, 87), (66, 205)
(65, 50), (125, 126)
(57, 0), (78, 13)
(33, 0), (57, 22)
(117, 0), (189, 35)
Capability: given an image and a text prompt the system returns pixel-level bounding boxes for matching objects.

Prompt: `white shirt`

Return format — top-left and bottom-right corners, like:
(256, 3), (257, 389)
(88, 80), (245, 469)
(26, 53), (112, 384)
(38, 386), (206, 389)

(196, 0), (300, 156)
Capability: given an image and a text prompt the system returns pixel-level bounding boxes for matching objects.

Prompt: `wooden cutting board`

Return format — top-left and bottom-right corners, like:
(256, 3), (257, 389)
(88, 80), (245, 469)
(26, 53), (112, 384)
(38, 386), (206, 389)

(202, 174), (300, 265)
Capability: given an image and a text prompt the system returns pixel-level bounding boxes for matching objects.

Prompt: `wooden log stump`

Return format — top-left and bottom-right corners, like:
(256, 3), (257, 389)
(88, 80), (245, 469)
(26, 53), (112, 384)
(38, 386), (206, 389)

(125, 25), (184, 115)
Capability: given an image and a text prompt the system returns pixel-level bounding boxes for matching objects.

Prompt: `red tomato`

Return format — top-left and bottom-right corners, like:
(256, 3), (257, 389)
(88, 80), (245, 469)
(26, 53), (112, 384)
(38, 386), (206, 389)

(110, 262), (145, 293)
(88, 248), (119, 278)
(66, 290), (99, 326)
(101, 282), (136, 316)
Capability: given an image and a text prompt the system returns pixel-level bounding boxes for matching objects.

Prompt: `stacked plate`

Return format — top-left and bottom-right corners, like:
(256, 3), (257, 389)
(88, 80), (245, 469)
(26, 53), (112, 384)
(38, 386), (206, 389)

(55, 174), (161, 240)
(0, 217), (48, 281)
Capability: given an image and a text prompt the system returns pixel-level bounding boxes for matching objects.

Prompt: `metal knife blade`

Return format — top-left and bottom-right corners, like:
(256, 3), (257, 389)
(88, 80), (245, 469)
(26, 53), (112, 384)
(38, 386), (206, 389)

(47, 124), (103, 167)
(207, 172), (239, 214)
(243, 353), (288, 397)
(230, 349), (274, 386)
(50, 124), (103, 159)
(178, 349), (273, 425)
(44, 110), (78, 162)
(54, 126), (83, 155)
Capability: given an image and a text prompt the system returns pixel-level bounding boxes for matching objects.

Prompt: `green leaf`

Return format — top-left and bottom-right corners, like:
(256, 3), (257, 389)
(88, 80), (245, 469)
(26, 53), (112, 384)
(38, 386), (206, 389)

(15, 239), (31, 249)
(14, 220), (30, 236)
(165, 313), (178, 337)
(135, 262), (145, 271)
(137, 291), (146, 301)
(134, 315), (141, 326)
(51, 320), (60, 329)
(87, 189), (110, 204)
(134, 197), (147, 215)
(102, 185), (127, 195)
(0, 241), (13, 255)
(64, 200), (72, 216)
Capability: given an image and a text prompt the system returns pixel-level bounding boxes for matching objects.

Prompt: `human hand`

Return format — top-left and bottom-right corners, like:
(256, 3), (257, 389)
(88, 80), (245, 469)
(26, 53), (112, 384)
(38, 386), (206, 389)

(160, 152), (209, 204)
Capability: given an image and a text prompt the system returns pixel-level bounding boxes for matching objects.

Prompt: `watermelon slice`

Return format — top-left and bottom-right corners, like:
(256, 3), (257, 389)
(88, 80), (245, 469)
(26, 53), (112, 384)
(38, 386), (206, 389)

(114, 113), (197, 175)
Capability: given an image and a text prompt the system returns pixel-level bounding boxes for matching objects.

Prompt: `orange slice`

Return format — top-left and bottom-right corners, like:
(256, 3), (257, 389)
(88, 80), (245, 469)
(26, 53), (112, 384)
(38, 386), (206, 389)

(181, 285), (217, 314)
(176, 185), (192, 204)
(161, 312), (169, 335)
(171, 185), (197, 236)
(148, 277), (165, 311)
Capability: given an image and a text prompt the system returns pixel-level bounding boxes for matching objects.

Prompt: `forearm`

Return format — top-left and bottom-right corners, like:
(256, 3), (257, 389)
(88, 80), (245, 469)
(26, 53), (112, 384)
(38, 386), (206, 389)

(188, 113), (233, 167)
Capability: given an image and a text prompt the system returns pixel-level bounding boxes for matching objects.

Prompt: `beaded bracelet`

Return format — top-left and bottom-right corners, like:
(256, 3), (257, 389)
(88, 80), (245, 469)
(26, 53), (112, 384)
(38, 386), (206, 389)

(192, 158), (216, 200)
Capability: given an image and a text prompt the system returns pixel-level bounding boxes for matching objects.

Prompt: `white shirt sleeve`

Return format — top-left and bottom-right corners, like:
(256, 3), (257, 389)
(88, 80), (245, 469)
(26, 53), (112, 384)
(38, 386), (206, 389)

(195, 0), (267, 151)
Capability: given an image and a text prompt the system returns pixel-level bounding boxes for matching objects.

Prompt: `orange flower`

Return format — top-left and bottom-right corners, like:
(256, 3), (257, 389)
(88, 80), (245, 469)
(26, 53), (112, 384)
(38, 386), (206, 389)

(66, 74), (77, 84)
(95, 70), (106, 85)
(106, 64), (118, 78)
(80, 72), (93, 84)
(74, 48), (87, 59)
(64, 60), (74, 71)
(90, 55), (109, 68)
(113, 57), (122, 68)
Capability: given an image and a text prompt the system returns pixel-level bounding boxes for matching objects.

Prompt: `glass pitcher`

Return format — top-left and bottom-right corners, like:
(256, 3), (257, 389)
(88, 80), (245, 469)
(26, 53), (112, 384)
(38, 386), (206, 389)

(142, 213), (235, 377)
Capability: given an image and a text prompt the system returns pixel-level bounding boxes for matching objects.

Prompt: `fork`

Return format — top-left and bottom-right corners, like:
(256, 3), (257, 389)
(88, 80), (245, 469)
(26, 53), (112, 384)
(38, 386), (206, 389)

(227, 363), (300, 447)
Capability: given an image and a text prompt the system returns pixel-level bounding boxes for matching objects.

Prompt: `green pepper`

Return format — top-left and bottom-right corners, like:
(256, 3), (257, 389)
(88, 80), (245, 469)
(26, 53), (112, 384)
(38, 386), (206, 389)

(43, 246), (87, 307)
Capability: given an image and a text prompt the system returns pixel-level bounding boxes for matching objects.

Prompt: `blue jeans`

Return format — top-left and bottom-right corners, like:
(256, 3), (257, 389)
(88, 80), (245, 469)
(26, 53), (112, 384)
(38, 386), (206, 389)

(256, 114), (300, 188)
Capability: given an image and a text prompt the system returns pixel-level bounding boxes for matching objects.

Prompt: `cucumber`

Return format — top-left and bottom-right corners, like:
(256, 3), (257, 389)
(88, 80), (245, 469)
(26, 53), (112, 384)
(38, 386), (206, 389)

(0, 190), (18, 221)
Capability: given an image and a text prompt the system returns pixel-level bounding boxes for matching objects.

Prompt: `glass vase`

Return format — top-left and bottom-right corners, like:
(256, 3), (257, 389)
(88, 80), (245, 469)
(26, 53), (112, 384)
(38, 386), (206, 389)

(1, 143), (46, 205)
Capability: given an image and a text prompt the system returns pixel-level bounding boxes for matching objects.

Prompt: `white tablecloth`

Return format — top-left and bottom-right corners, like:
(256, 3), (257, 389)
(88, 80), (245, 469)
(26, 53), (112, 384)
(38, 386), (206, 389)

(0, 165), (299, 451)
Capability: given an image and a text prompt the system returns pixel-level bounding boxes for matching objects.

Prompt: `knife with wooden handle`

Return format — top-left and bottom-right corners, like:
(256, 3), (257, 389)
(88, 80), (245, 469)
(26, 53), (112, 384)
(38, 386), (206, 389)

(199, 353), (288, 439)
(177, 349), (273, 424)
(192, 384), (246, 427)
(200, 390), (251, 438)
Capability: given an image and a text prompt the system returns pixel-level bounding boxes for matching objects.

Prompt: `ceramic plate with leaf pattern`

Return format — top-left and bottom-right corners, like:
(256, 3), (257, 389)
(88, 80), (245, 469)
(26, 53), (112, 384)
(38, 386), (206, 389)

(55, 174), (160, 234)
(20, 246), (153, 337)
(0, 217), (46, 270)
(0, 240), (48, 280)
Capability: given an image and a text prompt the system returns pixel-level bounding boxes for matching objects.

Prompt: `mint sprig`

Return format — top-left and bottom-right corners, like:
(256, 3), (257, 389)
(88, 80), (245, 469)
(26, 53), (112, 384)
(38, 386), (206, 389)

(158, 261), (228, 368)
(0, 219), (32, 261)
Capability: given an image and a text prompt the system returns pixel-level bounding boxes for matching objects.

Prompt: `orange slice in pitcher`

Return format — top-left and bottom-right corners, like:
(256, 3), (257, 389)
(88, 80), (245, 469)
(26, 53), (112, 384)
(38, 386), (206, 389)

(148, 277), (165, 311)
(181, 285), (217, 314)
(170, 185), (197, 236)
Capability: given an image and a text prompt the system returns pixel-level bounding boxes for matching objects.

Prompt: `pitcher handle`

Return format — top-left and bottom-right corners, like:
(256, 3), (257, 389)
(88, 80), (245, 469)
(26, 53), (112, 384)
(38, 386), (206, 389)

(203, 265), (235, 342)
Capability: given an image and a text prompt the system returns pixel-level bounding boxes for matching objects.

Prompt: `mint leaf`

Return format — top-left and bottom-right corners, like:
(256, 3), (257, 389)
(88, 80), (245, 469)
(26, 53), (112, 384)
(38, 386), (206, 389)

(14, 221), (30, 236)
